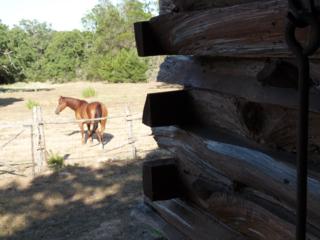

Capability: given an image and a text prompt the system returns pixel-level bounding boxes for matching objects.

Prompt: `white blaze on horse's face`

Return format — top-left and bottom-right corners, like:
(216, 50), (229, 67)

(55, 97), (66, 115)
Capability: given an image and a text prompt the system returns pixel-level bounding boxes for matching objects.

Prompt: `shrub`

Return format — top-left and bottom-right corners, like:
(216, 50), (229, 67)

(82, 87), (97, 98)
(26, 99), (39, 110)
(86, 49), (148, 83)
(47, 152), (64, 171)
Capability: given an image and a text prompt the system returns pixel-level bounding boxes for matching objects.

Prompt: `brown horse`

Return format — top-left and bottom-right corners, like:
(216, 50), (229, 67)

(55, 96), (108, 147)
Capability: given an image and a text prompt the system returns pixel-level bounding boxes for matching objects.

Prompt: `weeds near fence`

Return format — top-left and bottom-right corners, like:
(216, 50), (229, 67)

(26, 100), (39, 110)
(82, 87), (97, 98)
(47, 151), (64, 171)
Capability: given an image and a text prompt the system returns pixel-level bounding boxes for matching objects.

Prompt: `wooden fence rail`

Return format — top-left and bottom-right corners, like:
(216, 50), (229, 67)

(0, 105), (145, 178)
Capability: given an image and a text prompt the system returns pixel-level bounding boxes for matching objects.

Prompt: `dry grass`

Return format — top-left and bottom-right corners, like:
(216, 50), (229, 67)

(0, 81), (180, 240)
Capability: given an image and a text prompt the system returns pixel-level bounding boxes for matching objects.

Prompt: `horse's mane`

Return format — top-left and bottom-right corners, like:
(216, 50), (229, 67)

(62, 96), (88, 104)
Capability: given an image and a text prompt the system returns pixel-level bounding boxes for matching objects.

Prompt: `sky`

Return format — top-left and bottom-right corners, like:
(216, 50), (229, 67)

(0, 0), (120, 31)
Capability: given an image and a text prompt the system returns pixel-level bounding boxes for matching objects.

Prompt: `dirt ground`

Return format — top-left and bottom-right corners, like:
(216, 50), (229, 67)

(0, 82), (180, 177)
(0, 82), (181, 240)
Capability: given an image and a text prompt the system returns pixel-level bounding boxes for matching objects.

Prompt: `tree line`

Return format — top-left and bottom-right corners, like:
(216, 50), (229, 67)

(0, 0), (156, 84)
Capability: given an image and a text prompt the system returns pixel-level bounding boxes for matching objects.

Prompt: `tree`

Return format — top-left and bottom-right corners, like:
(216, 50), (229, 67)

(82, 0), (155, 82)
(0, 21), (24, 83)
(42, 30), (87, 81)
(0, 0), (158, 84)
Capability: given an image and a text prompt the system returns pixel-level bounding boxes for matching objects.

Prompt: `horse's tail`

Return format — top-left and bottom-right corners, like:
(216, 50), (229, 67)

(100, 103), (107, 130)
(93, 103), (102, 133)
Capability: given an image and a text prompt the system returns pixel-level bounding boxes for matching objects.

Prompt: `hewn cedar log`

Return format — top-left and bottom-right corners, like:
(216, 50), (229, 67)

(131, 203), (189, 240)
(146, 138), (320, 238)
(152, 126), (320, 231)
(142, 88), (320, 157)
(175, 152), (320, 239)
(159, 0), (257, 14)
(135, 0), (320, 57)
(174, 154), (300, 240)
(146, 198), (246, 240)
(188, 89), (320, 157)
(157, 56), (320, 112)
(257, 60), (306, 89)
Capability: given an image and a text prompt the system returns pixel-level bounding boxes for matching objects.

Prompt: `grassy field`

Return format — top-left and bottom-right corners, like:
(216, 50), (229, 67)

(0, 81), (180, 239)
(0, 81), (180, 177)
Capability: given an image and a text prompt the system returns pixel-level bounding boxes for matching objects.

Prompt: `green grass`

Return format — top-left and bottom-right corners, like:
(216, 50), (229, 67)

(26, 99), (40, 110)
(82, 87), (97, 98)
(47, 152), (64, 171)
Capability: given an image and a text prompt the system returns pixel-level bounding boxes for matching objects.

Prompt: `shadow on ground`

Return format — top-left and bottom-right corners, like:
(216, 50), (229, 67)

(66, 132), (114, 146)
(0, 160), (165, 240)
(0, 87), (54, 93)
(0, 98), (23, 107)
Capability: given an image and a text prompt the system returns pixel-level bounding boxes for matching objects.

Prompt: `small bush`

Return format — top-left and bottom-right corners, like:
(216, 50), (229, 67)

(26, 99), (39, 110)
(82, 87), (97, 98)
(47, 152), (64, 171)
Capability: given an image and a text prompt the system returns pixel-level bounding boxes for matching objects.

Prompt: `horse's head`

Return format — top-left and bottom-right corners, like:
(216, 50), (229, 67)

(55, 96), (67, 115)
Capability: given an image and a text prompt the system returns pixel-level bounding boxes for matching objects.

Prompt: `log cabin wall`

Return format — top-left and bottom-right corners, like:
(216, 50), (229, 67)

(135, 0), (320, 239)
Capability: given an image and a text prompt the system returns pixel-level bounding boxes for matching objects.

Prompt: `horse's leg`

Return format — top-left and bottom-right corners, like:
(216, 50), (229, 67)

(96, 128), (103, 149)
(100, 119), (106, 144)
(96, 129), (102, 144)
(79, 123), (85, 144)
(100, 105), (107, 148)
(87, 123), (93, 143)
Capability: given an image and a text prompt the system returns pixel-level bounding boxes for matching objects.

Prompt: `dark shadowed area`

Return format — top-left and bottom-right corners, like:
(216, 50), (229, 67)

(0, 160), (168, 240)
(0, 98), (23, 107)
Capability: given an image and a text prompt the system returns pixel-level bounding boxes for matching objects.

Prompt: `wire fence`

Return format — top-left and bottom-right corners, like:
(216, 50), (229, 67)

(0, 105), (160, 179)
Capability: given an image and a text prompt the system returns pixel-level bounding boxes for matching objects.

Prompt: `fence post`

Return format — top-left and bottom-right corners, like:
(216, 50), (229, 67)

(32, 106), (47, 175)
(30, 125), (35, 177)
(37, 106), (47, 170)
(125, 105), (137, 160)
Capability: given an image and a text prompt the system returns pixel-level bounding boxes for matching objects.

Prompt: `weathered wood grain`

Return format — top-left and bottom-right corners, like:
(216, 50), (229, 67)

(157, 56), (320, 112)
(147, 134), (320, 239)
(159, 0), (257, 14)
(188, 89), (320, 156)
(142, 88), (320, 157)
(152, 126), (320, 230)
(174, 152), (300, 240)
(159, 0), (320, 14)
(138, 0), (320, 57)
(146, 198), (246, 240)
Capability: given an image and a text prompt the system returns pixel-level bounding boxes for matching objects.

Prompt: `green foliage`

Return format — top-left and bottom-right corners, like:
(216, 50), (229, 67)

(42, 30), (87, 82)
(0, 0), (157, 84)
(86, 49), (148, 82)
(82, 87), (97, 98)
(0, 22), (24, 84)
(26, 99), (39, 110)
(47, 152), (65, 171)
(83, 0), (153, 82)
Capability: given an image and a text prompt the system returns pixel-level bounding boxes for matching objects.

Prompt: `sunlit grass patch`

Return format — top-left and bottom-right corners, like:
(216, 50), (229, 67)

(82, 87), (97, 98)
(26, 100), (40, 110)
(47, 151), (65, 171)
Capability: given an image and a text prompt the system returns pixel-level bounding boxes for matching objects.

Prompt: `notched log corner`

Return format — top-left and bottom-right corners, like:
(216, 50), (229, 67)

(134, 21), (164, 57)
(142, 90), (196, 127)
(143, 158), (182, 201)
(153, 127), (320, 238)
(139, 1), (320, 57)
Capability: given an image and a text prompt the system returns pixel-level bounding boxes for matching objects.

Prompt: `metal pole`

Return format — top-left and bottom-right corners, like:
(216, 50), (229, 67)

(296, 55), (309, 240)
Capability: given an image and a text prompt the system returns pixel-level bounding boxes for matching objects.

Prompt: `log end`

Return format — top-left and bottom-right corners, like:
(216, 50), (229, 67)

(134, 21), (165, 57)
(143, 158), (182, 201)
